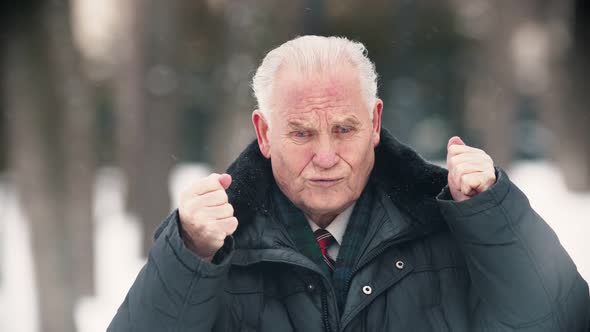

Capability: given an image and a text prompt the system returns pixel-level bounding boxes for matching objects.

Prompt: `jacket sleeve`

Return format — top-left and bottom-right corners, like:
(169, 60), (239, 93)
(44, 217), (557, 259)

(437, 169), (590, 331)
(107, 210), (234, 332)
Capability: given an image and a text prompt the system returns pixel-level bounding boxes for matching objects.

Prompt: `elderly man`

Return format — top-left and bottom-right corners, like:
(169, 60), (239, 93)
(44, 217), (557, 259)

(109, 36), (589, 331)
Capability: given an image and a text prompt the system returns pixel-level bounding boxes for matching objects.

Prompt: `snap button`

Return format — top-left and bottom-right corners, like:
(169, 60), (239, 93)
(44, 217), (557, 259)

(395, 260), (405, 270)
(306, 284), (315, 292)
(362, 285), (372, 295)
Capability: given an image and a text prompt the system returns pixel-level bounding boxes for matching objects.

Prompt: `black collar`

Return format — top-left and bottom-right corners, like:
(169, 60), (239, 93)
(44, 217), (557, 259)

(226, 128), (448, 236)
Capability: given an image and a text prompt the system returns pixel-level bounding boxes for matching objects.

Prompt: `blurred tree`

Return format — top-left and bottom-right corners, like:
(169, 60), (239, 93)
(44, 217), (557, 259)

(206, 0), (305, 170)
(452, 0), (590, 187)
(515, 0), (586, 188)
(303, 0), (325, 34)
(111, 0), (146, 240)
(47, 0), (96, 299)
(176, 0), (225, 163)
(206, 1), (268, 170)
(451, 0), (521, 168)
(139, 0), (181, 255)
(112, 0), (180, 255)
(548, 0), (590, 191)
(2, 0), (96, 331)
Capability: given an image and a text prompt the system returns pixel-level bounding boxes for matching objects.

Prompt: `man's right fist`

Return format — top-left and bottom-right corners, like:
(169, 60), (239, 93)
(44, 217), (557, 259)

(178, 173), (238, 262)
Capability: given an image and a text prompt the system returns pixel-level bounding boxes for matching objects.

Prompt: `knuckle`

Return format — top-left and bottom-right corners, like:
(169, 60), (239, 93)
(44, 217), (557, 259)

(192, 195), (205, 208)
(220, 191), (229, 203)
(212, 230), (226, 242)
(212, 190), (228, 204)
(447, 156), (456, 169)
(470, 175), (482, 186)
(460, 173), (472, 184)
(207, 173), (221, 184)
(192, 210), (207, 223)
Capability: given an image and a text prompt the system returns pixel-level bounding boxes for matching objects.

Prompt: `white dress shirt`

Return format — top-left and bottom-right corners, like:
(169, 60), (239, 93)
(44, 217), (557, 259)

(306, 202), (356, 261)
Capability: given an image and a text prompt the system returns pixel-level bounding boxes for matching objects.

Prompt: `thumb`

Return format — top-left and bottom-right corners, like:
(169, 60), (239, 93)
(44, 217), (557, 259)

(218, 173), (232, 190)
(447, 136), (465, 149)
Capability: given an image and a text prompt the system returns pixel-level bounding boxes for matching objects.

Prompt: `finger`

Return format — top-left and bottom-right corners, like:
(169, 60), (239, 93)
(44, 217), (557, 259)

(447, 136), (465, 150)
(448, 155), (492, 178)
(447, 172), (468, 202)
(191, 173), (225, 196)
(217, 217), (238, 236)
(192, 189), (228, 207)
(219, 173), (232, 190)
(204, 203), (234, 219)
(447, 144), (485, 160)
(448, 150), (492, 164)
(460, 172), (487, 196)
(198, 228), (226, 250)
(447, 171), (460, 194)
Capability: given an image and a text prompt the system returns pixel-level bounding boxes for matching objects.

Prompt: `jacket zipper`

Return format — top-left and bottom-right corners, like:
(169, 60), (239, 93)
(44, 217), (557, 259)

(265, 213), (340, 331)
(321, 283), (332, 332)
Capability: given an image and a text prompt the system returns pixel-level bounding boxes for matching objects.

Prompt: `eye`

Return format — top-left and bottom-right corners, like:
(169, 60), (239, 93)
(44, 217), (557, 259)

(294, 131), (307, 137)
(335, 126), (353, 134)
(291, 130), (310, 139)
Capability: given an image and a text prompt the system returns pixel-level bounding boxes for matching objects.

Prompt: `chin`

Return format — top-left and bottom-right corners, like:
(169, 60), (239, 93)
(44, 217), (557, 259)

(303, 196), (349, 216)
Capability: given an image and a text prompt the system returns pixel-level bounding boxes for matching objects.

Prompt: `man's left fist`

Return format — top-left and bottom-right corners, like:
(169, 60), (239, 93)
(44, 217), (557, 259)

(446, 136), (496, 202)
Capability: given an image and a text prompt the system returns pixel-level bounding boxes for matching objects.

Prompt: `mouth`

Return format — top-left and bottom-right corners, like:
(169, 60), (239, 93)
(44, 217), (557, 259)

(308, 178), (344, 188)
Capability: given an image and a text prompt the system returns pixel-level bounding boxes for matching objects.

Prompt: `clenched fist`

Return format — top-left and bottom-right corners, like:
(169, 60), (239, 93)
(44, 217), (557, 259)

(446, 136), (496, 202)
(178, 173), (238, 261)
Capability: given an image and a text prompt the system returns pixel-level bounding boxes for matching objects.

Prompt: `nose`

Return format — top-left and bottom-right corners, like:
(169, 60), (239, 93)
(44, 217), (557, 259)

(312, 134), (339, 169)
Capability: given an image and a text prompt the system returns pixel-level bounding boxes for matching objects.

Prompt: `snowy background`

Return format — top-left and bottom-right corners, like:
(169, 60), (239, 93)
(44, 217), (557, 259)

(0, 161), (588, 332)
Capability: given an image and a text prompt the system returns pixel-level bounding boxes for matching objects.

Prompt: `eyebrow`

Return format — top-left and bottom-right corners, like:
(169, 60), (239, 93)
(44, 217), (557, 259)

(332, 116), (361, 127)
(287, 121), (315, 130)
(286, 115), (362, 129)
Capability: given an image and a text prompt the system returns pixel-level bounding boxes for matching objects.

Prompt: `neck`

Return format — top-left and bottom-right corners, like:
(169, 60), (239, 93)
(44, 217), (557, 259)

(304, 201), (355, 229)
(306, 212), (338, 229)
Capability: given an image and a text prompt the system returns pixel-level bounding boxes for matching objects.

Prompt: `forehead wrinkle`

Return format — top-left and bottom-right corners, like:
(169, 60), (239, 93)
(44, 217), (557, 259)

(272, 63), (365, 126)
(280, 88), (348, 115)
(275, 69), (357, 106)
(329, 114), (361, 126)
(287, 118), (316, 129)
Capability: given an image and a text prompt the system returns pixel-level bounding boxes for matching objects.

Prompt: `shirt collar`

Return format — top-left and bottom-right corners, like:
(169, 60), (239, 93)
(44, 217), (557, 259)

(306, 202), (356, 245)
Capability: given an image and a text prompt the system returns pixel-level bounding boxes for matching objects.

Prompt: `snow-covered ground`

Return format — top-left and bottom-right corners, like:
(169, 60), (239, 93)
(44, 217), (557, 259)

(0, 162), (588, 332)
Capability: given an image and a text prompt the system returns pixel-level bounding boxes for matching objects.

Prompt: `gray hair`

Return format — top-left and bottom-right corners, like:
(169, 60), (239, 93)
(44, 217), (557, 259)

(252, 35), (378, 125)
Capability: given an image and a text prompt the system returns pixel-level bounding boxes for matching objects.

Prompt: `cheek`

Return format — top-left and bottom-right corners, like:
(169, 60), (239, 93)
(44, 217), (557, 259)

(274, 144), (314, 178)
(337, 140), (372, 170)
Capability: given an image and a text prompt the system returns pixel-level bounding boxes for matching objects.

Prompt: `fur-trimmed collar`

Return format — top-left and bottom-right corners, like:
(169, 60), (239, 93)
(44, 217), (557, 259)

(226, 128), (448, 235)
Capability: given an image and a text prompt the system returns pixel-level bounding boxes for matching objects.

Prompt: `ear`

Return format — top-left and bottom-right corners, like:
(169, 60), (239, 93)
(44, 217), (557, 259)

(252, 110), (271, 159)
(371, 99), (383, 147)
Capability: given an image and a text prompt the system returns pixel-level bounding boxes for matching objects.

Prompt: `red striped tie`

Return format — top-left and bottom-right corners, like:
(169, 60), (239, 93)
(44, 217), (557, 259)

(314, 229), (336, 271)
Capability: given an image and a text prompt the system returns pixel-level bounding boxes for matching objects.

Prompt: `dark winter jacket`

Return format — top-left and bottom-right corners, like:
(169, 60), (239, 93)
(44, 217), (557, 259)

(108, 129), (590, 331)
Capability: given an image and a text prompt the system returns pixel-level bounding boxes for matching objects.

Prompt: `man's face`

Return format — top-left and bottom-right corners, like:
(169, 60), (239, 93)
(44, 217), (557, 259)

(253, 63), (382, 224)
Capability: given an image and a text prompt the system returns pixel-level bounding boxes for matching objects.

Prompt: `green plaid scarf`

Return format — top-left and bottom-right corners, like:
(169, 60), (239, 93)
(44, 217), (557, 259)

(271, 183), (373, 312)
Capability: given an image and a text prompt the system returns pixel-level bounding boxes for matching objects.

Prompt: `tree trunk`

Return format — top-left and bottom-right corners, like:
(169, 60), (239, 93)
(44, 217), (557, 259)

(113, 0), (179, 255)
(3, 7), (76, 332)
(138, 0), (180, 254)
(113, 0), (146, 228)
(457, 0), (526, 168)
(45, 0), (96, 298)
(544, 0), (590, 191)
